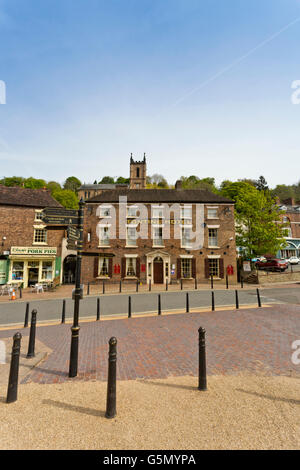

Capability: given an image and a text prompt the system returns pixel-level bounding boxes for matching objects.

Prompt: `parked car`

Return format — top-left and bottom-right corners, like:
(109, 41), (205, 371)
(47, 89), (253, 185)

(255, 258), (288, 272)
(288, 256), (300, 265)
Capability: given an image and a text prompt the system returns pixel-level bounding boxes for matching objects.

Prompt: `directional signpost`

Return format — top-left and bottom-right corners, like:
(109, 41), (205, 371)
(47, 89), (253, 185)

(41, 207), (79, 226)
(67, 226), (80, 251)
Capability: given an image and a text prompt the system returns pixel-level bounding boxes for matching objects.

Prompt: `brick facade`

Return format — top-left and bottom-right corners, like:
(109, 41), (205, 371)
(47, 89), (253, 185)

(81, 192), (237, 285)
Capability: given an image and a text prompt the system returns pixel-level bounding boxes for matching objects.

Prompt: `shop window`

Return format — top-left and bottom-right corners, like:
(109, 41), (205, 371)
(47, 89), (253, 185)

(34, 228), (47, 244)
(12, 262), (24, 281)
(181, 258), (192, 278)
(42, 261), (53, 280)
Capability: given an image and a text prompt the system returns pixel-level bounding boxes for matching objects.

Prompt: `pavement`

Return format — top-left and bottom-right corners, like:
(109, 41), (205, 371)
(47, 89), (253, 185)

(0, 302), (299, 450)
(0, 303), (299, 384)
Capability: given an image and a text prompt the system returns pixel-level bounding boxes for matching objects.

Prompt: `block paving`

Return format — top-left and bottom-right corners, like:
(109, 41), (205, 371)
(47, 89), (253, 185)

(0, 304), (299, 384)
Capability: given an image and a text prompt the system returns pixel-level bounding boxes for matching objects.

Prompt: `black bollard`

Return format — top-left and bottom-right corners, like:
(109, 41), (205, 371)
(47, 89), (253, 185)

(211, 291), (215, 311)
(128, 296), (132, 318)
(235, 290), (239, 310)
(26, 309), (37, 358)
(256, 288), (261, 307)
(195, 278), (197, 290)
(103, 280), (105, 294)
(6, 332), (22, 403)
(186, 292), (189, 313)
(61, 299), (66, 324)
(226, 274), (229, 289)
(19, 286), (22, 299)
(158, 294), (161, 315)
(119, 280), (122, 293)
(181, 279), (183, 290)
(198, 327), (207, 391)
(136, 280), (138, 292)
(149, 280), (151, 292)
(105, 337), (117, 419)
(96, 297), (100, 321)
(210, 275), (214, 289)
(166, 279), (168, 291)
(87, 283), (90, 295)
(24, 302), (30, 328)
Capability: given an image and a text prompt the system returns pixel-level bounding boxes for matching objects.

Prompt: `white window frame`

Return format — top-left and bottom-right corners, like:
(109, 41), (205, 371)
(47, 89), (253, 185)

(208, 228), (218, 248)
(98, 257), (110, 277)
(98, 225), (111, 247)
(33, 228), (47, 245)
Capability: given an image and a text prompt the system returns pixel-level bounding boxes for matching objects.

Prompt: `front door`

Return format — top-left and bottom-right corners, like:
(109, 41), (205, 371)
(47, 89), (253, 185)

(28, 268), (39, 286)
(153, 257), (163, 284)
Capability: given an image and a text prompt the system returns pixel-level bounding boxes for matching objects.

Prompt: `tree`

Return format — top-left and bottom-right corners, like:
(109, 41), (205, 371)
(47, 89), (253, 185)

(254, 176), (269, 192)
(180, 175), (218, 193)
(63, 176), (81, 193)
(116, 176), (130, 185)
(221, 182), (288, 257)
(271, 184), (295, 203)
(147, 174), (169, 188)
(24, 177), (47, 189)
(47, 181), (61, 194)
(99, 176), (115, 184)
(0, 176), (25, 187)
(52, 189), (79, 209)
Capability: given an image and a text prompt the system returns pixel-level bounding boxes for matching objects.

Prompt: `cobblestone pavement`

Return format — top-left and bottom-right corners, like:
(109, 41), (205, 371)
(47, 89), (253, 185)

(0, 304), (299, 384)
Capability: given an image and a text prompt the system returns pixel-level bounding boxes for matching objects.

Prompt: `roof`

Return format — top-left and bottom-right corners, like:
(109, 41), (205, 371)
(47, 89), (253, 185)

(79, 184), (129, 190)
(0, 185), (62, 208)
(278, 204), (300, 213)
(86, 188), (234, 204)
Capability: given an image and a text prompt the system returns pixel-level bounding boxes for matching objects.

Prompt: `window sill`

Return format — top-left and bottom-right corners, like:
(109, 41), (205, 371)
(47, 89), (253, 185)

(33, 242), (48, 246)
(97, 276), (111, 279)
(208, 246), (220, 249)
(152, 245), (165, 248)
(125, 245), (138, 248)
(98, 246), (111, 248)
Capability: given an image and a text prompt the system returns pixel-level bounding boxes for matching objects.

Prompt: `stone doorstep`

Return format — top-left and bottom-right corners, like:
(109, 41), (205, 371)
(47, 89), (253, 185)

(0, 337), (51, 386)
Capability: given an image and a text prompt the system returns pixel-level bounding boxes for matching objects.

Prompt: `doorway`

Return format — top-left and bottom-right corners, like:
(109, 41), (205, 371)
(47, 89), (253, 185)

(153, 257), (163, 284)
(63, 255), (76, 284)
(28, 268), (39, 286)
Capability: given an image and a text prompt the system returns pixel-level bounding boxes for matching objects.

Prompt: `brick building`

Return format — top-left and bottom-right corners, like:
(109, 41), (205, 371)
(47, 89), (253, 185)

(81, 185), (237, 285)
(276, 198), (300, 258)
(0, 185), (73, 288)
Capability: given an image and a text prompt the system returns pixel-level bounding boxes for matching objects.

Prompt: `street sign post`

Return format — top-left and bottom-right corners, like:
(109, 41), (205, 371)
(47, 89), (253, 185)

(42, 208), (79, 226)
(69, 199), (85, 378)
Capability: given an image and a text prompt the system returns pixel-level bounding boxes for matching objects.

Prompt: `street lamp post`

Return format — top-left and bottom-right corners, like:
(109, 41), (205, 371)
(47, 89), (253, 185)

(69, 198), (85, 378)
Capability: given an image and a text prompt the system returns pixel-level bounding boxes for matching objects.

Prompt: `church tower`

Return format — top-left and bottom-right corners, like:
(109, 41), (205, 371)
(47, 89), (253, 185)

(129, 153), (147, 189)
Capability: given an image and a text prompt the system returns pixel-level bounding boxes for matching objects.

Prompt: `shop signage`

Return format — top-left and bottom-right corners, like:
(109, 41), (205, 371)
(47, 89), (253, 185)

(67, 226), (80, 241)
(11, 247), (57, 256)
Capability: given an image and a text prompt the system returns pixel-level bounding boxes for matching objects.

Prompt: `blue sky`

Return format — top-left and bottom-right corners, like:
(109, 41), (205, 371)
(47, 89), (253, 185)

(0, 0), (300, 187)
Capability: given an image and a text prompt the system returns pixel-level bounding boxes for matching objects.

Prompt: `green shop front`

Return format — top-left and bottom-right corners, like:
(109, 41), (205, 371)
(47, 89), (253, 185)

(8, 246), (61, 288)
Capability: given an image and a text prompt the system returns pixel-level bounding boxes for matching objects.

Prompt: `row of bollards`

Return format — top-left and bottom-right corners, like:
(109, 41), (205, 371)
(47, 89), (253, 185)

(86, 276), (239, 295)
(23, 287), (263, 327)
(7, 308), (38, 403)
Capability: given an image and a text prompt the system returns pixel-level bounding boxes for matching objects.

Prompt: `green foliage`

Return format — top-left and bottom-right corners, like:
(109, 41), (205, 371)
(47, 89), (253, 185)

(180, 175), (218, 193)
(24, 177), (47, 189)
(146, 174), (169, 188)
(99, 176), (115, 184)
(46, 181), (62, 194)
(0, 176), (25, 187)
(51, 189), (79, 209)
(63, 176), (81, 192)
(116, 176), (130, 184)
(221, 182), (288, 257)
